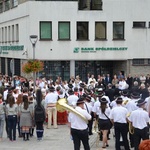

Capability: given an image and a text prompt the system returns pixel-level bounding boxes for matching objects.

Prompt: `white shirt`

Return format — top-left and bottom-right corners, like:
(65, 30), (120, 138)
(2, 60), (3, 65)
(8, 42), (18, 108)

(92, 100), (100, 113)
(125, 100), (138, 113)
(110, 100), (117, 108)
(3, 90), (8, 101)
(128, 108), (149, 129)
(97, 107), (111, 120)
(67, 95), (78, 106)
(68, 106), (91, 130)
(109, 105), (128, 123)
(84, 102), (92, 114)
(118, 80), (127, 90)
(45, 92), (58, 105)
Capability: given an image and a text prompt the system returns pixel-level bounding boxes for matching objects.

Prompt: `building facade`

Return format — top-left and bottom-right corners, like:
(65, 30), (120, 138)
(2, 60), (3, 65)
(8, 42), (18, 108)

(0, 0), (150, 81)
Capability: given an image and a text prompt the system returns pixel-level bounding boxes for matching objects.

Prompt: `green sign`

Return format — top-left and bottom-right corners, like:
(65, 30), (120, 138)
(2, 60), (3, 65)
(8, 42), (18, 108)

(73, 47), (128, 53)
(0, 45), (24, 54)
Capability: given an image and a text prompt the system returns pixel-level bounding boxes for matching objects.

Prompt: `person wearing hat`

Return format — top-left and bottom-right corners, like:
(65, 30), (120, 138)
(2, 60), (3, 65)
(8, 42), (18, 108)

(128, 99), (149, 150)
(121, 90), (131, 106)
(67, 89), (78, 107)
(96, 97), (111, 148)
(125, 92), (140, 148)
(68, 97), (91, 150)
(105, 83), (115, 102)
(45, 86), (58, 129)
(109, 97), (130, 150)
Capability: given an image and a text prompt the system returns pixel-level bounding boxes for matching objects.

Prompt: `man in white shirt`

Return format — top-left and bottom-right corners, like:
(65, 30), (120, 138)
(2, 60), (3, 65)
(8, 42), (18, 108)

(45, 87), (58, 129)
(67, 89), (78, 107)
(68, 97), (91, 150)
(128, 99), (149, 150)
(109, 97), (130, 150)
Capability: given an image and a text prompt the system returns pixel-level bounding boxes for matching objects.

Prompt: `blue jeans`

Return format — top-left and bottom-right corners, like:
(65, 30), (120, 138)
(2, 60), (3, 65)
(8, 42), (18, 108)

(0, 114), (5, 138)
(7, 115), (17, 140)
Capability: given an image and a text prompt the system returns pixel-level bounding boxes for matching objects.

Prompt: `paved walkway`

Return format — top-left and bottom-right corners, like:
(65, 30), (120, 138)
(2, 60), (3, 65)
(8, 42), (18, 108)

(0, 124), (133, 150)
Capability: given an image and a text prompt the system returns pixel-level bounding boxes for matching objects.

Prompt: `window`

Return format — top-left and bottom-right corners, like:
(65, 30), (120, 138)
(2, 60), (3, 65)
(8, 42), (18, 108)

(8, 26), (11, 42)
(113, 22), (124, 40)
(133, 22), (146, 28)
(77, 22), (88, 40)
(12, 0), (18, 8)
(16, 24), (19, 42)
(132, 59), (144, 65)
(40, 21), (52, 40)
(0, 2), (3, 13)
(95, 22), (106, 40)
(58, 22), (70, 40)
(2, 27), (4, 43)
(5, 27), (7, 42)
(0, 28), (1, 43)
(4, 0), (10, 11)
(78, 0), (103, 10)
(12, 25), (14, 42)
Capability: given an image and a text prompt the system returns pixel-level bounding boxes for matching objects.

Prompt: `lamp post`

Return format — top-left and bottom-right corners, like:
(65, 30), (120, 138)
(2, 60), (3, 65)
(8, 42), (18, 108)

(30, 35), (38, 92)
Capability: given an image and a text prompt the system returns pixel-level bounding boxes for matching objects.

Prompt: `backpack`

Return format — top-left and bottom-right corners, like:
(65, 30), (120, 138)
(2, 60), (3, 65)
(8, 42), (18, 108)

(34, 105), (45, 122)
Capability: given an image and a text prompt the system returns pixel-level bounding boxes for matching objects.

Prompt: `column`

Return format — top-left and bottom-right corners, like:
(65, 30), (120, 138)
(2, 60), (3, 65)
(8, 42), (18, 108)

(70, 60), (75, 78)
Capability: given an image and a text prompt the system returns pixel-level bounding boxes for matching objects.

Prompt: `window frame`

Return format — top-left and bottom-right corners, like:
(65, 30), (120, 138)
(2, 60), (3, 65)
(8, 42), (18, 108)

(58, 21), (70, 40)
(95, 21), (107, 40)
(133, 22), (146, 28)
(40, 21), (52, 41)
(132, 59), (145, 66)
(77, 21), (89, 40)
(113, 22), (125, 40)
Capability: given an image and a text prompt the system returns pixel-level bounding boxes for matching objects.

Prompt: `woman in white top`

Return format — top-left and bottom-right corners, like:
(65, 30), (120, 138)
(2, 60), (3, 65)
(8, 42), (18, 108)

(96, 98), (111, 148)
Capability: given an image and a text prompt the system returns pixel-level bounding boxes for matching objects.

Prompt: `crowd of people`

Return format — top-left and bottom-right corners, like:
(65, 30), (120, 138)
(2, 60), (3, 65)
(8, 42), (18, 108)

(0, 72), (150, 150)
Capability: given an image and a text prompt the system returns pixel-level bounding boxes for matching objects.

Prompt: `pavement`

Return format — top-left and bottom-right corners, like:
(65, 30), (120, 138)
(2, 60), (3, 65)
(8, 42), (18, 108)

(0, 124), (133, 150)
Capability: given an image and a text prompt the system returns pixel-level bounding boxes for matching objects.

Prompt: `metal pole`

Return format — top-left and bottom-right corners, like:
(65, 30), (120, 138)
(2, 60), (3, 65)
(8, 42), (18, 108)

(30, 35), (38, 93)
(33, 44), (36, 92)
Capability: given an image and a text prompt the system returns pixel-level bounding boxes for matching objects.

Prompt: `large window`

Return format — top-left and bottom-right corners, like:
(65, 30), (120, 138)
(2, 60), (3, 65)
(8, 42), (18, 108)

(38, 61), (70, 81)
(40, 21), (52, 40)
(113, 22), (124, 40)
(0, 2), (3, 13)
(4, 0), (10, 11)
(95, 22), (106, 40)
(77, 22), (88, 40)
(58, 22), (70, 40)
(133, 22), (146, 28)
(132, 59), (144, 65)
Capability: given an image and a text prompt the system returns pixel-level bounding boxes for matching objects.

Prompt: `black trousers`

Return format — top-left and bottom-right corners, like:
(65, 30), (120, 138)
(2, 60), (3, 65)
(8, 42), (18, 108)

(114, 122), (130, 150)
(134, 127), (149, 150)
(7, 115), (17, 141)
(71, 128), (90, 150)
(88, 112), (94, 135)
(35, 121), (44, 138)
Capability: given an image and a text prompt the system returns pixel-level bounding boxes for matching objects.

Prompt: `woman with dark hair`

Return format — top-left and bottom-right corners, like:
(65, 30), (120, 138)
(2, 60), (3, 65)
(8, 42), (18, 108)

(6, 95), (18, 141)
(96, 98), (111, 148)
(16, 94), (23, 137)
(19, 95), (33, 141)
(34, 89), (45, 140)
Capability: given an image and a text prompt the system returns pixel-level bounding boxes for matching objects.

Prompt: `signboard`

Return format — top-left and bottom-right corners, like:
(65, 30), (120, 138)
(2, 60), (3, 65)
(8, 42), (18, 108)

(0, 45), (24, 54)
(73, 47), (128, 53)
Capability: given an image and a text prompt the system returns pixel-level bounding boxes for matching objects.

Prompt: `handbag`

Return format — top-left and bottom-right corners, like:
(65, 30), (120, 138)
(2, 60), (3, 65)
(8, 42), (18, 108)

(103, 112), (113, 129)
